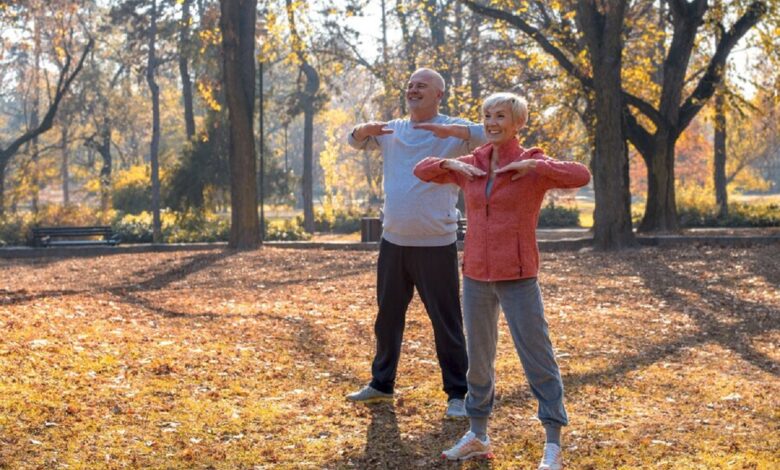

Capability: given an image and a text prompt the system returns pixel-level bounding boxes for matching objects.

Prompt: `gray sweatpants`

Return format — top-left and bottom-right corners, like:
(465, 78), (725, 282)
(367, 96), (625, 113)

(462, 276), (568, 427)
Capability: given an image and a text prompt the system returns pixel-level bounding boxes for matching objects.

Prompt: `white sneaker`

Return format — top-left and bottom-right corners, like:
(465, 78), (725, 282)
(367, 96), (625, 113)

(441, 431), (491, 461)
(538, 443), (563, 470)
(444, 398), (467, 419)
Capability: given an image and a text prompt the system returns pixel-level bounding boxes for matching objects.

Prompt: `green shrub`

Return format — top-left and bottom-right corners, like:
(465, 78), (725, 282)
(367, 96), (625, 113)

(112, 165), (170, 215)
(265, 218), (311, 241)
(112, 212), (154, 243)
(679, 202), (780, 227)
(0, 213), (31, 246)
(112, 210), (231, 243)
(538, 203), (580, 228)
(297, 207), (375, 233)
(35, 204), (111, 227)
(165, 211), (229, 243)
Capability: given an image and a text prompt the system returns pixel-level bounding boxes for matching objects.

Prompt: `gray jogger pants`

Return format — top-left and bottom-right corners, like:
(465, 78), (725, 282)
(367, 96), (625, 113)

(462, 276), (568, 427)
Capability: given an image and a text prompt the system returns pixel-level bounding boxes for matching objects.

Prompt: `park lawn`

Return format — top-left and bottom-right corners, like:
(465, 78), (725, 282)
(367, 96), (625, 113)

(0, 245), (778, 469)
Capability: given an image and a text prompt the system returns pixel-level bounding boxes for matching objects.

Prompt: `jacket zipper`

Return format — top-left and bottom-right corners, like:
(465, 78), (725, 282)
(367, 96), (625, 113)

(485, 172), (492, 282)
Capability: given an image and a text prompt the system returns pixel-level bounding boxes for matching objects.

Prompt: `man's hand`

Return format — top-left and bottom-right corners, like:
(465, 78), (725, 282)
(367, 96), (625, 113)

(495, 159), (538, 180)
(442, 160), (486, 181)
(413, 123), (469, 140)
(352, 122), (393, 141)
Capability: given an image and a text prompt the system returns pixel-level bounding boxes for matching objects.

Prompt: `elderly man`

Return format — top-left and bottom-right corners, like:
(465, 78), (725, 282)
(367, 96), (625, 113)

(346, 68), (486, 418)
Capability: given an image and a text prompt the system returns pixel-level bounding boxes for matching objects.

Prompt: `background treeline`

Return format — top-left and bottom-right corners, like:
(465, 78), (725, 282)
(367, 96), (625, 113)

(0, 0), (778, 246)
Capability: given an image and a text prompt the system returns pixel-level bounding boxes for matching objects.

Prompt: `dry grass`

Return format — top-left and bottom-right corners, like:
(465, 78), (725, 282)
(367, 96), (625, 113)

(1, 245), (778, 469)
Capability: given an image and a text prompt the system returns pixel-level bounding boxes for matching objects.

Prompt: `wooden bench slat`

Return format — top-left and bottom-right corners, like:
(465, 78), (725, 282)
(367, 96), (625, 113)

(32, 225), (121, 248)
(46, 240), (117, 246)
(33, 228), (112, 233)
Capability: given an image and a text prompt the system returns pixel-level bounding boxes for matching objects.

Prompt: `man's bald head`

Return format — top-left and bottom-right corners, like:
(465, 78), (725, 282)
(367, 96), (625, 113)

(409, 68), (446, 93)
(406, 68), (446, 121)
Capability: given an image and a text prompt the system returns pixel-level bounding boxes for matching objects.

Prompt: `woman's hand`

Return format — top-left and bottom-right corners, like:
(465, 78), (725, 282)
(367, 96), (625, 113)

(413, 123), (469, 140)
(495, 159), (538, 180)
(442, 160), (486, 181)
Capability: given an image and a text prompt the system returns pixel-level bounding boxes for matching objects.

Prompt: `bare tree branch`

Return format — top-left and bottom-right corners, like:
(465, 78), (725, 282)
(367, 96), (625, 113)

(0, 38), (94, 167)
(678, 1), (767, 130)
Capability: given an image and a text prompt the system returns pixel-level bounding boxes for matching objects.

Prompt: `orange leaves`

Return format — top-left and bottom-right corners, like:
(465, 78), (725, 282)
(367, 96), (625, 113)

(196, 80), (222, 112)
(1, 246), (779, 467)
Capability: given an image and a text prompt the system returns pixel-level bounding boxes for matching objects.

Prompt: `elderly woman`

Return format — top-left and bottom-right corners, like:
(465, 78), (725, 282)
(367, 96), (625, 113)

(414, 92), (591, 469)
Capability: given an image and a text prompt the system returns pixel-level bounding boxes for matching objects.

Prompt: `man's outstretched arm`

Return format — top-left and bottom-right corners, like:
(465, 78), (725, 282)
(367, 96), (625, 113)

(348, 121), (393, 150)
(413, 122), (486, 150)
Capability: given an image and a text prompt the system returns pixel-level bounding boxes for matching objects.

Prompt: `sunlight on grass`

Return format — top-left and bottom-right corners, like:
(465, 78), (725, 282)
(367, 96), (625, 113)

(1, 247), (778, 468)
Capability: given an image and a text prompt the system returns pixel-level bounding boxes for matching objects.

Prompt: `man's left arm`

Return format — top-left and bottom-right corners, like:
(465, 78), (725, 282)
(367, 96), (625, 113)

(412, 120), (486, 150)
(463, 122), (486, 151)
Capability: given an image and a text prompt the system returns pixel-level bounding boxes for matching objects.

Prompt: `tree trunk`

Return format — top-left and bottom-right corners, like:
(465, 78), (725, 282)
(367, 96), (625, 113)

(379, 0), (395, 121)
(221, 0), (259, 249)
(469, 14), (480, 103)
(578, 0), (635, 249)
(396, 0), (416, 114)
(258, 58), (265, 240)
(61, 126), (70, 206)
(147, 0), (163, 243)
(300, 63), (319, 233)
(714, 81), (728, 218)
(637, 1), (704, 233)
(285, 0), (320, 233)
(0, 161), (6, 216)
(179, 0), (196, 139)
(31, 14), (41, 215)
(99, 127), (112, 213)
(30, 142), (40, 215)
(639, 129), (679, 232)
(85, 120), (113, 213)
(424, 0), (451, 114)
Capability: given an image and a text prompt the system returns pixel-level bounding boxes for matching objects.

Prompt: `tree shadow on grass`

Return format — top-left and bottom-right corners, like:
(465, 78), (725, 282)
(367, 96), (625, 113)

(117, 250), (233, 292)
(0, 288), (83, 306)
(745, 245), (780, 289)
(101, 250), (238, 318)
(530, 254), (779, 402)
(103, 250), (371, 319)
(0, 251), (233, 308)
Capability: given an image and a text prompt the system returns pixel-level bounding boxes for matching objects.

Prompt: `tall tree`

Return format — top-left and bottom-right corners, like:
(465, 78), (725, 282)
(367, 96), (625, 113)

(626, 0), (767, 232)
(462, 0), (635, 248)
(578, 0), (634, 249)
(147, 0), (163, 242)
(111, 0), (180, 240)
(420, 0), (453, 114)
(29, 11), (42, 214)
(285, 0), (320, 233)
(463, 0), (767, 237)
(220, 0), (259, 249)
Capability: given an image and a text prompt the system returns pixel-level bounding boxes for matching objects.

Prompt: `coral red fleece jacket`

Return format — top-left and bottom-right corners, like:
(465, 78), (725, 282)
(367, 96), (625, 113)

(414, 138), (591, 282)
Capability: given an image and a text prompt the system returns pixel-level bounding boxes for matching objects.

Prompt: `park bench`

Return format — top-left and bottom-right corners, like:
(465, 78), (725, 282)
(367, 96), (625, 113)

(31, 226), (121, 247)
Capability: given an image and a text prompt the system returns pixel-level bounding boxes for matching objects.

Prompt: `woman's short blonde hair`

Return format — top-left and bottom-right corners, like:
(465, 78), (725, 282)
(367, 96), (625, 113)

(482, 92), (529, 127)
